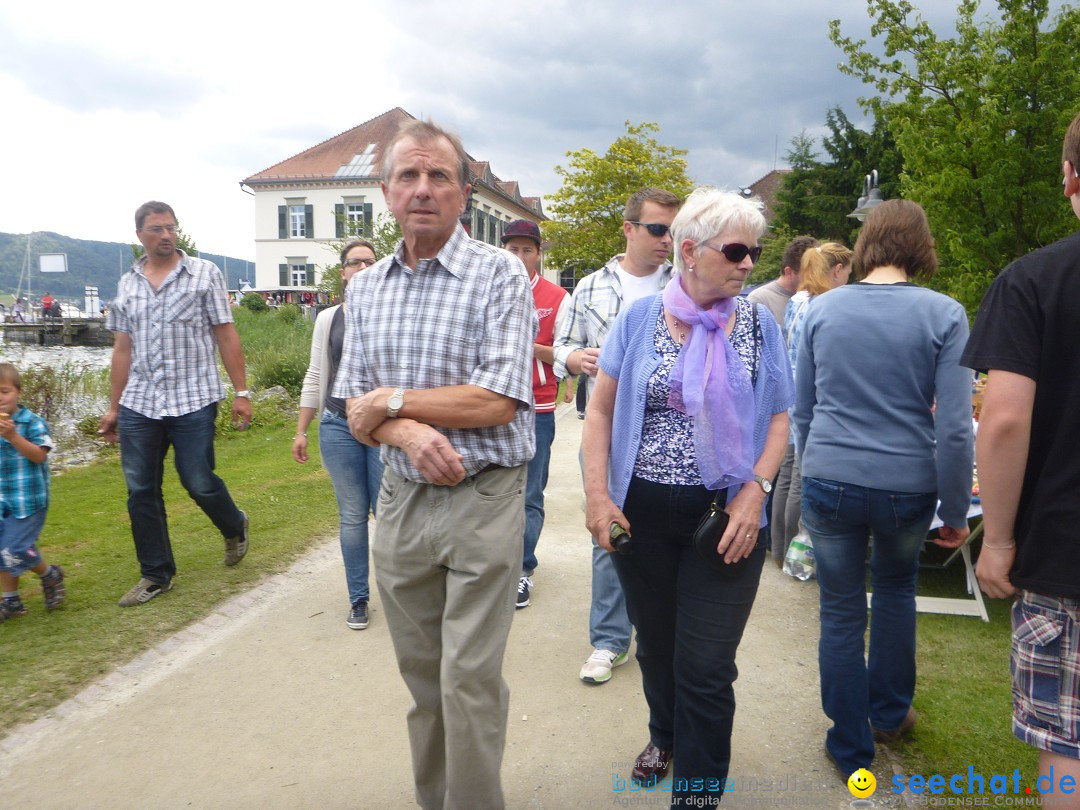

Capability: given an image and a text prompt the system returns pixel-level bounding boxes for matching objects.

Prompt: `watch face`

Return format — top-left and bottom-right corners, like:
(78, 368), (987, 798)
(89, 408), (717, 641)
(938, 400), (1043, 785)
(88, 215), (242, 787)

(389, 394), (403, 409)
(757, 476), (772, 494)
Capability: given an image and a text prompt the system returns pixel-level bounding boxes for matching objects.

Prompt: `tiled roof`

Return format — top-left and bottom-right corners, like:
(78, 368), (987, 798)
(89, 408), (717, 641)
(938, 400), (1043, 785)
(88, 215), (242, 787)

(244, 108), (415, 183)
(746, 169), (791, 223)
(243, 107), (544, 218)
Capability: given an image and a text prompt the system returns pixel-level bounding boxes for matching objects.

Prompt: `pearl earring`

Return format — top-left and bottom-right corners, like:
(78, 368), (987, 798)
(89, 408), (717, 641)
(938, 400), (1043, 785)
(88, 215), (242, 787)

(687, 265), (694, 273)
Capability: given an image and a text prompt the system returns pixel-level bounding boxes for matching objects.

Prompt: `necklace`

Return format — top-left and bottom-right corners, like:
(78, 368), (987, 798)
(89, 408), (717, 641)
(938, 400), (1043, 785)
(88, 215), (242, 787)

(671, 316), (687, 345)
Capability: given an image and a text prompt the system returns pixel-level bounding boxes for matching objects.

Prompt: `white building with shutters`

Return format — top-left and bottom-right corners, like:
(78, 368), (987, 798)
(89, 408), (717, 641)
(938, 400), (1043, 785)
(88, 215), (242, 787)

(241, 107), (546, 297)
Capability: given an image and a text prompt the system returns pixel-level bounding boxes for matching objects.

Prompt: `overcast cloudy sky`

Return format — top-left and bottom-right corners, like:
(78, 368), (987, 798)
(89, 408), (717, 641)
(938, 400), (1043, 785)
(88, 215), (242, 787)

(0, 0), (1031, 260)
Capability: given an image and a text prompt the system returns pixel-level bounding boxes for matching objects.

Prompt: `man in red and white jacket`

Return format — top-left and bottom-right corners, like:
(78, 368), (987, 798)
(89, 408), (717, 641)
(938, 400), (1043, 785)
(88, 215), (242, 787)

(502, 219), (569, 609)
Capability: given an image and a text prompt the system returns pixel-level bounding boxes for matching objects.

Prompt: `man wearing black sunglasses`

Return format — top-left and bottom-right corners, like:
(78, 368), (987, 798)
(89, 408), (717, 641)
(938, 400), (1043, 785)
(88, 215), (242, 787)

(552, 187), (682, 685)
(747, 234), (818, 328)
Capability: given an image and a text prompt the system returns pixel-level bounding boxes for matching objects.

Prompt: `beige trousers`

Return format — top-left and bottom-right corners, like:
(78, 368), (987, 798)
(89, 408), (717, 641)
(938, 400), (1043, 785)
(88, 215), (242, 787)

(374, 464), (525, 810)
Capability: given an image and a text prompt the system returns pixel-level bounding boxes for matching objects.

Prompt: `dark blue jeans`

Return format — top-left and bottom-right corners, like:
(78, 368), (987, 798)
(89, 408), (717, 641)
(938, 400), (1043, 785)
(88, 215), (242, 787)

(614, 477), (765, 804)
(801, 476), (936, 775)
(522, 411), (555, 575)
(118, 403), (245, 584)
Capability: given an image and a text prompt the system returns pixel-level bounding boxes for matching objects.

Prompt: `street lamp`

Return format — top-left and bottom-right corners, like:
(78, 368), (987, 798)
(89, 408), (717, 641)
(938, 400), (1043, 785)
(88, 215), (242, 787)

(848, 170), (884, 222)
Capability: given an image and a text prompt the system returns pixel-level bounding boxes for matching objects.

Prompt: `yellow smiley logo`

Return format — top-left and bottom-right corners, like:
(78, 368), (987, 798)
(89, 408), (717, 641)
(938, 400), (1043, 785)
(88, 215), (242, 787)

(848, 768), (876, 798)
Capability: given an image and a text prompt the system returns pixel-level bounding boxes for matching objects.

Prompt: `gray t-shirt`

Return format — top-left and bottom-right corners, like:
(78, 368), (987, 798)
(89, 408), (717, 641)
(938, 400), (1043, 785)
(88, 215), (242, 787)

(747, 279), (793, 330)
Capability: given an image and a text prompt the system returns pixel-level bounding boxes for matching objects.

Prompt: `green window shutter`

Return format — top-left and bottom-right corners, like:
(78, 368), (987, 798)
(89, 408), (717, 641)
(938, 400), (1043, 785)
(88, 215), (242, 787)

(363, 203), (373, 238)
(278, 206), (287, 239)
(279, 264), (288, 286)
(306, 264), (315, 285)
(335, 204), (345, 239)
(304, 205), (314, 239)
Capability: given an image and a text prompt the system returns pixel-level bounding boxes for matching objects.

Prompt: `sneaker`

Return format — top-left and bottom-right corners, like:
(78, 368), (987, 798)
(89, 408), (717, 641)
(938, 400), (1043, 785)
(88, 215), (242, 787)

(347, 600), (369, 630)
(41, 565), (66, 610)
(118, 578), (173, 607)
(0, 599), (27, 621)
(516, 576), (533, 609)
(224, 511), (249, 566)
(579, 648), (629, 684)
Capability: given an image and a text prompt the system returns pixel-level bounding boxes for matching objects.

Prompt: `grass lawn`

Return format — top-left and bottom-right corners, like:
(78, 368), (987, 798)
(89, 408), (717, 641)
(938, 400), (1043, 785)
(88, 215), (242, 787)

(0, 419), (339, 736)
(901, 545), (1038, 784)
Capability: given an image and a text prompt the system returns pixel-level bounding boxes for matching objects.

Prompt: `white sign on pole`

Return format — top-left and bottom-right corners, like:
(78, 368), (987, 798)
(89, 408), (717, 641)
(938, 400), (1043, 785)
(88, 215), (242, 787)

(39, 253), (68, 273)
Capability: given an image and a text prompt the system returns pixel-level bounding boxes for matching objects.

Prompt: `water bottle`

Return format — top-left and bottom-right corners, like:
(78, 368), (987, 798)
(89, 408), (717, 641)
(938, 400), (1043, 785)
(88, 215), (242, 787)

(783, 527), (816, 581)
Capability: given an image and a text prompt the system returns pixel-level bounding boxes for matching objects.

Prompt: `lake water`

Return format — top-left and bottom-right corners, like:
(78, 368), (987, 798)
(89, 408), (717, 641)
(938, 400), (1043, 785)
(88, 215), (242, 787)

(1, 340), (114, 468)
(0, 343), (113, 372)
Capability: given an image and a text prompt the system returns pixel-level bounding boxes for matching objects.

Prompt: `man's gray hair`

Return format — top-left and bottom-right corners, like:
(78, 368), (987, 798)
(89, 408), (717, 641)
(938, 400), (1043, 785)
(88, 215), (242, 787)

(670, 188), (766, 275)
(381, 119), (471, 190)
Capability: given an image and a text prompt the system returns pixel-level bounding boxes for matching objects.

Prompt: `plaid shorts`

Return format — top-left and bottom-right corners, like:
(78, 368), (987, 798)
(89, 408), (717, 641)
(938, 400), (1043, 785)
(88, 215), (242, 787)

(1011, 590), (1080, 758)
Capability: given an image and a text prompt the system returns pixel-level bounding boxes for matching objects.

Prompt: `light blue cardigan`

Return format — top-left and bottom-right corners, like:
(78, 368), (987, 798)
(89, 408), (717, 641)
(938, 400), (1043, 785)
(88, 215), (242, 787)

(598, 293), (795, 521)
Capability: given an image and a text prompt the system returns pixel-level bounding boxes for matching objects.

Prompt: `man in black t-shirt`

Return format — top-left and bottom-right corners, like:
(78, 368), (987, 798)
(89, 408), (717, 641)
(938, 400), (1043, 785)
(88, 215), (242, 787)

(962, 109), (1080, 789)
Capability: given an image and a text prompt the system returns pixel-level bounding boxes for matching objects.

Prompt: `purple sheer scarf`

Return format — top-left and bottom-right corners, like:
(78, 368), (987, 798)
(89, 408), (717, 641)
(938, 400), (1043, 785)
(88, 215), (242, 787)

(663, 276), (756, 490)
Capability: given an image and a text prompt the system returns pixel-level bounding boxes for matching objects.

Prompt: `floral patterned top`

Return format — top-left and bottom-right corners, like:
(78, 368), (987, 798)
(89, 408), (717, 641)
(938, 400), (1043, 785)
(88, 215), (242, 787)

(633, 297), (761, 484)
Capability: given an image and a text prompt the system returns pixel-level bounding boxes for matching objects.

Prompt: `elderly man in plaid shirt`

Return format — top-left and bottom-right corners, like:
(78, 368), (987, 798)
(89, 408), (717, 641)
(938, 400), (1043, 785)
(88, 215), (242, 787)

(334, 120), (536, 810)
(100, 201), (251, 608)
(552, 187), (681, 685)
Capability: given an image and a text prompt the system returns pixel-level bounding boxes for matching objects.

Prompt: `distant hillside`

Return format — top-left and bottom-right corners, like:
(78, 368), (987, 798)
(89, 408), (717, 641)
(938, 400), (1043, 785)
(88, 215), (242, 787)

(0, 232), (254, 302)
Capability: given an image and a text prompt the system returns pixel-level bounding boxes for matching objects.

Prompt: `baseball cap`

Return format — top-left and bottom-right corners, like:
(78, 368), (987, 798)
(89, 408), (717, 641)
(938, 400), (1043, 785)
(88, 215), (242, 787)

(501, 219), (542, 246)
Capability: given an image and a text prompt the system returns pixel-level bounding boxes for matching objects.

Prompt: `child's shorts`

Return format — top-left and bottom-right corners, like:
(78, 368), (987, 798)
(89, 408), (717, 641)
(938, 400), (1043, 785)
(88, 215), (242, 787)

(0, 509), (47, 576)
(1011, 590), (1080, 758)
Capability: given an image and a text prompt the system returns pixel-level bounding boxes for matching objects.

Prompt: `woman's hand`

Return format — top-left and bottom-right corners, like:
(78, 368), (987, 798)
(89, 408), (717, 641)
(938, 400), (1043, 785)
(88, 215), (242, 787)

(292, 433), (308, 463)
(933, 524), (970, 549)
(586, 493), (629, 553)
(718, 483), (768, 563)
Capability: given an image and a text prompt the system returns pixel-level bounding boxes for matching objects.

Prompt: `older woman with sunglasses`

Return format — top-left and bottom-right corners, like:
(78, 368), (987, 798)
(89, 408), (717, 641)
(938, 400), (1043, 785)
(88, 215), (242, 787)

(794, 200), (972, 776)
(293, 239), (385, 631)
(583, 188), (793, 803)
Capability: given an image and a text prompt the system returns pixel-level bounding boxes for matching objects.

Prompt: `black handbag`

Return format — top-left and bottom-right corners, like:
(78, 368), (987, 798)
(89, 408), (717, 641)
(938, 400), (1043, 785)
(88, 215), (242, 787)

(692, 493), (730, 571)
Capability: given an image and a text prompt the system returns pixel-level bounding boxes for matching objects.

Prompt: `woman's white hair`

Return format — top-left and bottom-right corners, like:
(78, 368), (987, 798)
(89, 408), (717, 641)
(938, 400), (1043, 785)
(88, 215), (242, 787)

(670, 187), (767, 274)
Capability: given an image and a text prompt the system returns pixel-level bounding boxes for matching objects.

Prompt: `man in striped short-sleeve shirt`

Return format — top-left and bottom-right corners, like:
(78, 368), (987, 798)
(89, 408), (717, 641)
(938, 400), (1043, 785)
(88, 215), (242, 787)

(100, 201), (251, 609)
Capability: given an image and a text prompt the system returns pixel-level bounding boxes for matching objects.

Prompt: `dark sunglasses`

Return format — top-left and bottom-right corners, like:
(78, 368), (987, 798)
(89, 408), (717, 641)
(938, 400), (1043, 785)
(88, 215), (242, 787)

(701, 241), (763, 264)
(627, 221), (671, 238)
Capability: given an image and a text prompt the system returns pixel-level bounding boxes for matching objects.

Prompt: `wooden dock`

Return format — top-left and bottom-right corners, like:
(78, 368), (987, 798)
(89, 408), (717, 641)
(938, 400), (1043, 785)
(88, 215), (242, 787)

(1, 318), (112, 346)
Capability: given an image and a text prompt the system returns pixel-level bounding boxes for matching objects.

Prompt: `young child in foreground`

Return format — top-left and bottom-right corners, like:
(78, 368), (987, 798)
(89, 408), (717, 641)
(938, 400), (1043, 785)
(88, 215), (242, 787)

(0, 362), (65, 620)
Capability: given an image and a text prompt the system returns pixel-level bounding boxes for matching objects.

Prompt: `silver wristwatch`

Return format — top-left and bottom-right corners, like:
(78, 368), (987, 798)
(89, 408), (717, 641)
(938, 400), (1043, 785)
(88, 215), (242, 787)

(754, 475), (773, 495)
(386, 387), (406, 418)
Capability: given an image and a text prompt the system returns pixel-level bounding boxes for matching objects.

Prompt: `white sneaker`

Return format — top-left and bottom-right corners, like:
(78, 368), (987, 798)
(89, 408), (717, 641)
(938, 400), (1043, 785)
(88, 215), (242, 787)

(579, 648), (629, 684)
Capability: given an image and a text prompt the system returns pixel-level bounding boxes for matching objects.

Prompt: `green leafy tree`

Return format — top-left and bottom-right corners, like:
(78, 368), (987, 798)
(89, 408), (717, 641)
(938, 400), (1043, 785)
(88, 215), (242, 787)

(370, 211), (403, 259)
(543, 122), (695, 275)
(317, 211), (402, 302)
(830, 0), (1080, 312)
(746, 223), (798, 288)
(773, 132), (824, 238)
(773, 107), (904, 246)
(131, 225), (198, 261)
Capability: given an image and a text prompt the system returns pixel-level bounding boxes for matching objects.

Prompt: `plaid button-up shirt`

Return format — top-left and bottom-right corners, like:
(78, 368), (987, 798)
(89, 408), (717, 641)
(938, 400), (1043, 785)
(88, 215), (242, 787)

(107, 251), (233, 419)
(0, 405), (53, 518)
(552, 255), (673, 384)
(334, 224), (537, 482)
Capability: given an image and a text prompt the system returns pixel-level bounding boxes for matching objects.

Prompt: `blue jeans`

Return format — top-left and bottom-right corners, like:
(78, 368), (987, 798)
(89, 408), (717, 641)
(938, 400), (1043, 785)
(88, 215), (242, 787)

(522, 411), (555, 575)
(615, 477), (765, 803)
(118, 403), (245, 584)
(580, 447), (632, 653)
(319, 411), (384, 604)
(801, 476), (936, 774)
